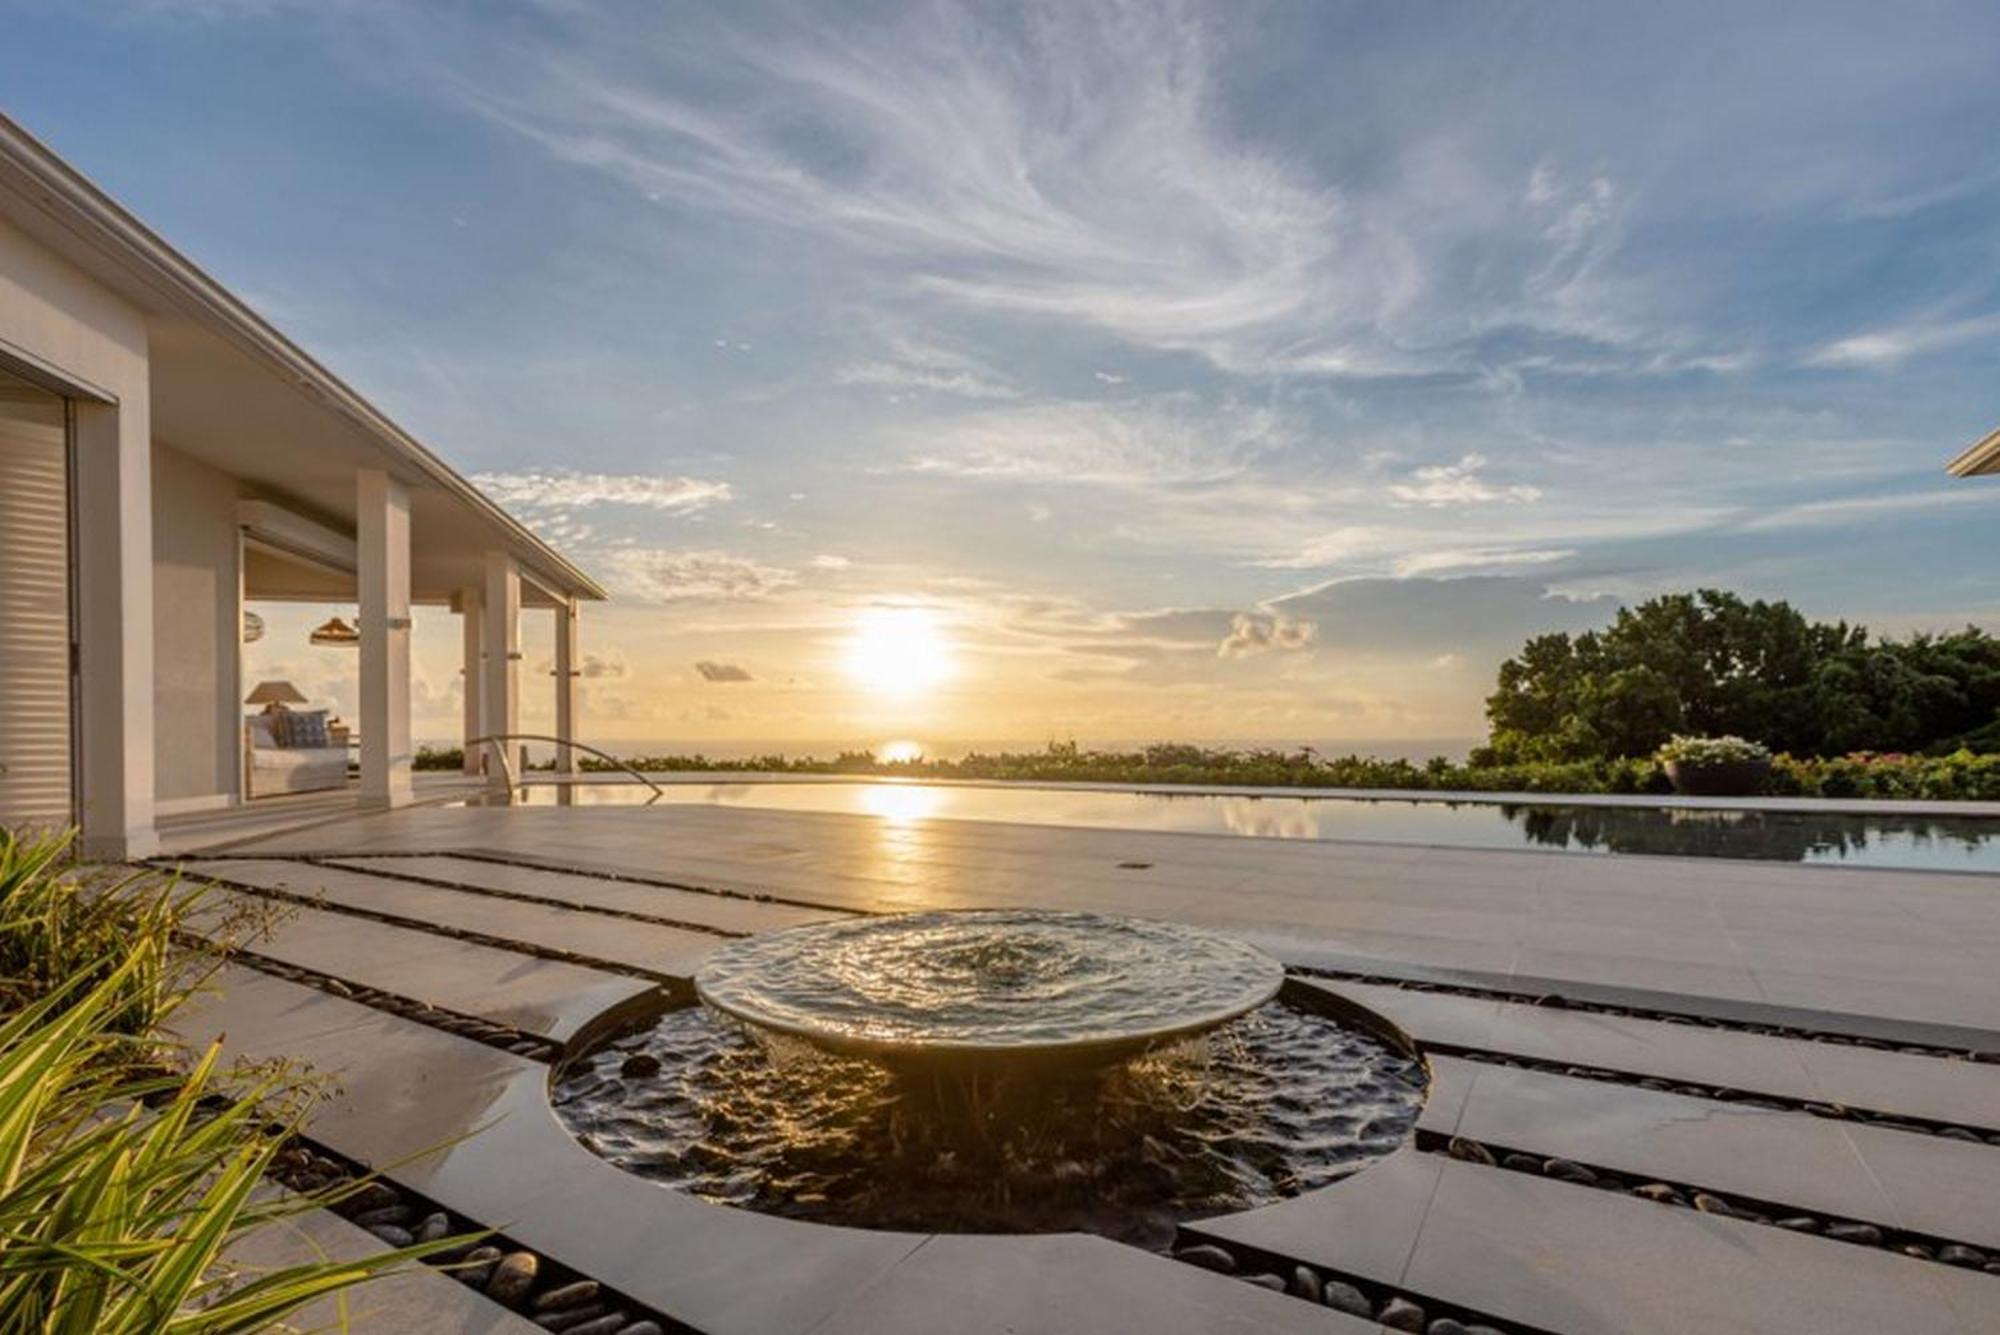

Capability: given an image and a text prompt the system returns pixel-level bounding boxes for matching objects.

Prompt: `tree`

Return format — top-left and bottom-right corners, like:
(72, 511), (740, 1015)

(1480, 589), (2000, 761)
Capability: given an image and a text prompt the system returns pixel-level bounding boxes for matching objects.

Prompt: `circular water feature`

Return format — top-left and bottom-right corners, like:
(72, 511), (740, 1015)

(553, 910), (1425, 1239)
(693, 909), (1286, 1066)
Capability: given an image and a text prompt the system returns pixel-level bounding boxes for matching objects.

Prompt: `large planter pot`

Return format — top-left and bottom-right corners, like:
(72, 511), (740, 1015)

(1664, 757), (1770, 797)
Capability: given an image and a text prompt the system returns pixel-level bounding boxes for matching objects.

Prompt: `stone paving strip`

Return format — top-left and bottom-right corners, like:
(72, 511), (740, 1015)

(1417, 1057), (2000, 1262)
(1299, 976), (2000, 1135)
(170, 858), (726, 980)
(165, 882), (657, 1046)
(1291, 963), (2000, 1060)
(320, 853), (848, 930)
(1190, 1147), (2000, 1335)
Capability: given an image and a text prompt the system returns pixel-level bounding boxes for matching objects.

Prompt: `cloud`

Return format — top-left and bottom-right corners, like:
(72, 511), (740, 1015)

(473, 470), (732, 513)
(599, 549), (798, 602)
(903, 398), (1290, 486)
(1268, 576), (1615, 657)
(425, 3), (1691, 380)
(1217, 613), (1318, 658)
(577, 651), (628, 679)
(1803, 311), (2000, 368)
(1393, 546), (1576, 577)
(694, 660), (755, 682)
(834, 337), (1018, 399)
(1388, 454), (1542, 507)
(810, 554), (852, 569)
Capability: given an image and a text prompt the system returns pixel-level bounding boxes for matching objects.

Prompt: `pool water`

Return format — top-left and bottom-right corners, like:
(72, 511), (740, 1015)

(495, 779), (2000, 873)
(552, 994), (1425, 1240)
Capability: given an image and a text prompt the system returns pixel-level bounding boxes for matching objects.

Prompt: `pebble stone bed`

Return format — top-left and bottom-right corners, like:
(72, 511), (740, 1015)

(1167, 1234), (1526, 1334)
(266, 1139), (680, 1334)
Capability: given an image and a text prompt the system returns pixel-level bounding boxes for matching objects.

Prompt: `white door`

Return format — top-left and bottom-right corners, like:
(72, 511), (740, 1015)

(0, 369), (73, 830)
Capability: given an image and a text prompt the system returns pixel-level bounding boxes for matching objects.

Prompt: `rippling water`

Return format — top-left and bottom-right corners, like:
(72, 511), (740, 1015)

(695, 910), (1285, 1058)
(551, 999), (1427, 1241)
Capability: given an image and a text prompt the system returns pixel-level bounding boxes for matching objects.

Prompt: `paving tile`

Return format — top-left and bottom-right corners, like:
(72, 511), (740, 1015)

(808, 1233), (1376, 1335)
(171, 965), (385, 1054)
(1402, 1157), (1998, 1334)
(324, 854), (839, 933)
(1794, 1043), (2000, 1133)
(187, 858), (724, 978)
(186, 888), (652, 1040)
(1437, 1057), (1899, 1227)
(1840, 1120), (2000, 1249)
(1189, 1146), (1443, 1287)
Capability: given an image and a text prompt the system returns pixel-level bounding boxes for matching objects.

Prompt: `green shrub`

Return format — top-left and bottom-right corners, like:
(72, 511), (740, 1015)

(0, 827), (458, 1331)
(564, 740), (1998, 801)
(413, 745), (464, 771)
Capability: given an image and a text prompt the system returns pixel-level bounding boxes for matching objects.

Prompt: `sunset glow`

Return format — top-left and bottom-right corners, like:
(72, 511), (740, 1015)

(841, 608), (955, 697)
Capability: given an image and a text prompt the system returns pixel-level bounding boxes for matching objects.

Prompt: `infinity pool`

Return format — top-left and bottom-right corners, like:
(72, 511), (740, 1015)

(495, 779), (2000, 873)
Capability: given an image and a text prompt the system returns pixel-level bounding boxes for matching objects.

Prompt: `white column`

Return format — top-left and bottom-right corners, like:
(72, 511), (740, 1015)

(480, 551), (520, 788)
(357, 469), (412, 809)
(72, 399), (158, 859)
(554, 597), (579, 774)
(458, 586), (484, 776)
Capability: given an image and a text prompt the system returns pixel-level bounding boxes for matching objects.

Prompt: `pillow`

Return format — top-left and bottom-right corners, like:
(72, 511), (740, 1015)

(276, 709), (330, 749)
(245, 715), (277, 748)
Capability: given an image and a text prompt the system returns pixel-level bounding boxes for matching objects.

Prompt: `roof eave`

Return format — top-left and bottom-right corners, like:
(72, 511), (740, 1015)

(0, 112), (608, 601)
(1946, 426), (2000, 478)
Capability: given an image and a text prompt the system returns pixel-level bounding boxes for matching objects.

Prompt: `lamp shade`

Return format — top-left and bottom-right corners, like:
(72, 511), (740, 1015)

(245, 680), (308, 707)
(309, 616), (360, 647)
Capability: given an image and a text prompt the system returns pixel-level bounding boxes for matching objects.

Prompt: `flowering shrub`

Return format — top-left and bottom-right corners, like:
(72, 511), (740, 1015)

(1655, 735), (1773, 766)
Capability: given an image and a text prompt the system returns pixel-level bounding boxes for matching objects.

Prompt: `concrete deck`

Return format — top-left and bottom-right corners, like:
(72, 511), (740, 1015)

(154, 798), (2000, 1332)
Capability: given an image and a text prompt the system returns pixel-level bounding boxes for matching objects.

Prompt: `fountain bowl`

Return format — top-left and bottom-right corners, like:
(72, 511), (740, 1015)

(694, 908), (1286, 1068)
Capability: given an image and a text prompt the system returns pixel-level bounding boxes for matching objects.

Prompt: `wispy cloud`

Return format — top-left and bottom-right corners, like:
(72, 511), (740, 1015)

(1804, 311), (2000, 368)
(599, 549), (798, 602)
(417, 2), (1693, 381)
(474, 470), (732, 513)
(903, 397), (1290, 485)
(1393, 546), (1576, 577)
(834, 336), (1018, 400)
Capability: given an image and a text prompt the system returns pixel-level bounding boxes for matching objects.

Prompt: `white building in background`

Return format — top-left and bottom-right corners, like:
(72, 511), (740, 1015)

(0, 112), (604, 858)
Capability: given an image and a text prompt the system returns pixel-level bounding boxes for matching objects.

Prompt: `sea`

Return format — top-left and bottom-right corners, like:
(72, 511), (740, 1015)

(422, 736), (1482, 767)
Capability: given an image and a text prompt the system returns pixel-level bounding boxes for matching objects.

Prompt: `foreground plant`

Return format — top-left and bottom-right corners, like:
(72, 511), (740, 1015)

(0, 827), (456, 1332)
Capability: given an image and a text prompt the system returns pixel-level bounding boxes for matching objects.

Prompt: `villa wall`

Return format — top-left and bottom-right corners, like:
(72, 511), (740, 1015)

(0, 211), (157, 854)
(151, 442), (241, 810)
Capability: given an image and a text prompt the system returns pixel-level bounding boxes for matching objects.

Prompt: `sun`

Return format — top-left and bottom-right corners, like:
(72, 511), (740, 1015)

(842, 607), (955, 696)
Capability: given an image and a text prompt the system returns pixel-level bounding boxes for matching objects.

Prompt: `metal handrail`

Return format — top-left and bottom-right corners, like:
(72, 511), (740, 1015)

(466, 732), (665, 802)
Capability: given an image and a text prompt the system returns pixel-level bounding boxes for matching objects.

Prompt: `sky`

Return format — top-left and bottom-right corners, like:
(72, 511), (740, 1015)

(5, 1), (2000, 756)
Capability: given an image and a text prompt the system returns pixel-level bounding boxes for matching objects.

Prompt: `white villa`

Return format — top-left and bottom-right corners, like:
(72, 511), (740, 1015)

(0, 112), (603, 859)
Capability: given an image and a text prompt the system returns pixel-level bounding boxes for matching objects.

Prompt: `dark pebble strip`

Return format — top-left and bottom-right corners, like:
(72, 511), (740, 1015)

(269, 1134), (686, 1333)
(1436, 1044), (2000, 1146)
(1423, 1130), (2000, 1275)
(1169, 1229), (1556, 1335)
